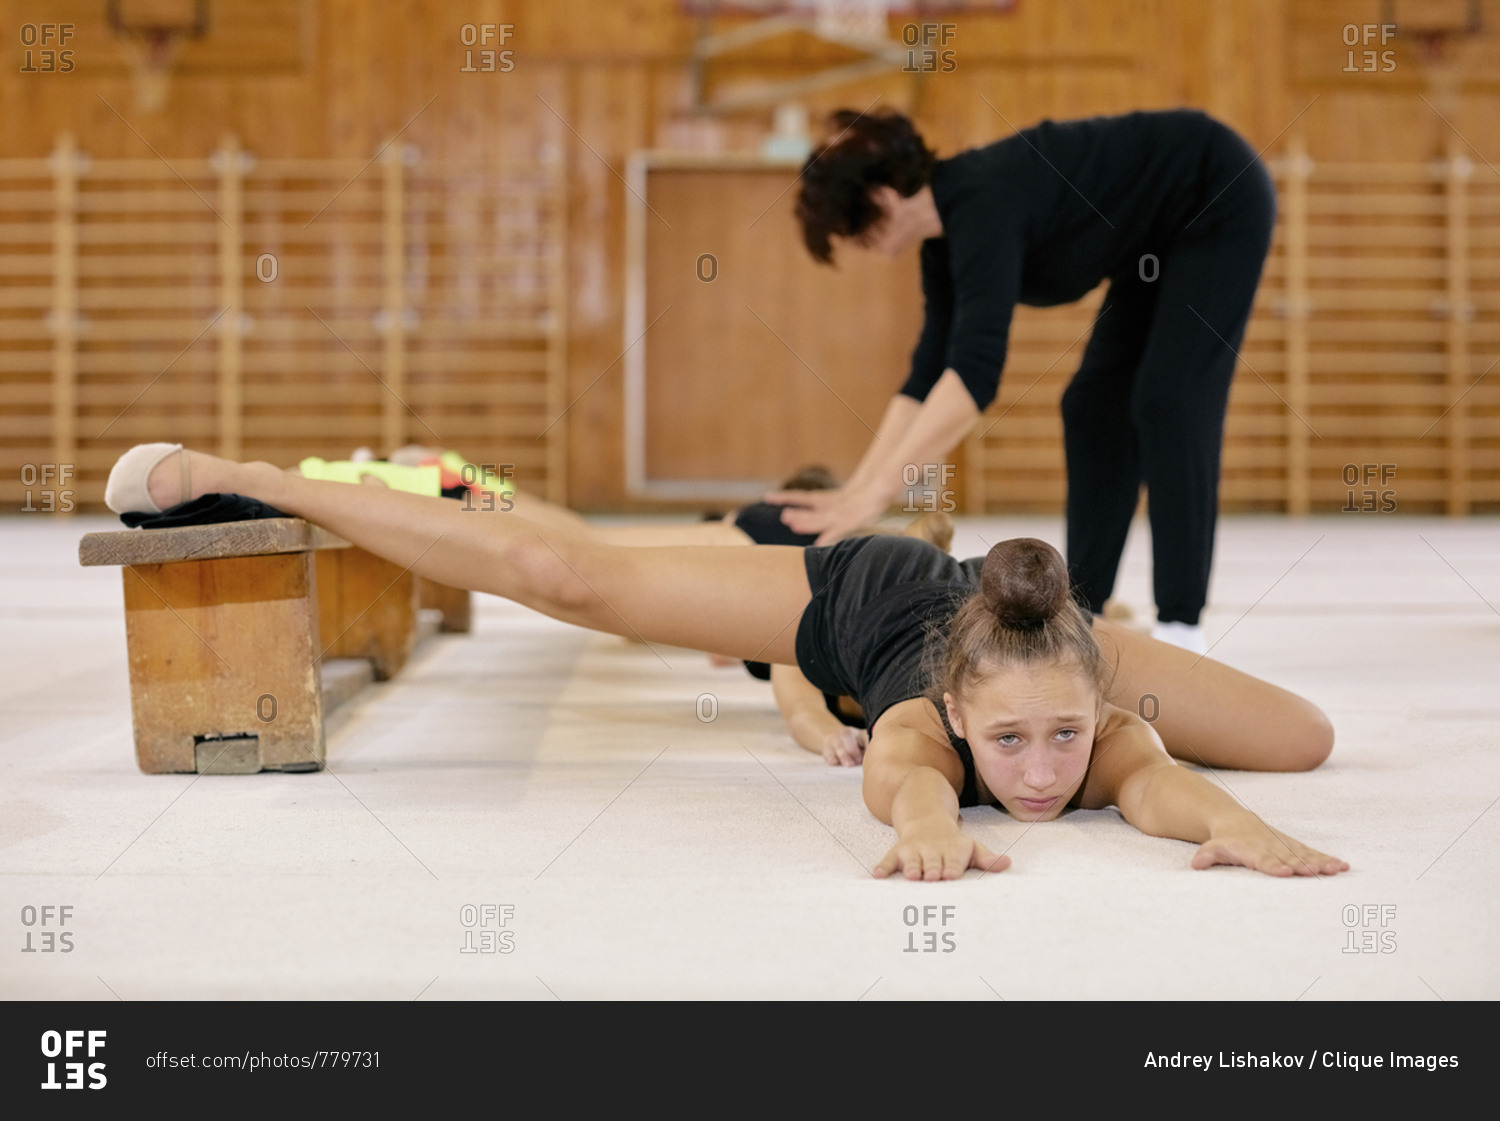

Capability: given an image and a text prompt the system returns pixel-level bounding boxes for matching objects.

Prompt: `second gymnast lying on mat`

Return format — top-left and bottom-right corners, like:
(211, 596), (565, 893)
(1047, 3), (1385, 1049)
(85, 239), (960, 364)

(104, 442), (1350, 881)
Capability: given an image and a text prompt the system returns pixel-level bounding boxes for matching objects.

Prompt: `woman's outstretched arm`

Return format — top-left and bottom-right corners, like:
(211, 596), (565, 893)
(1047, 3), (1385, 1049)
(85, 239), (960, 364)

(765, 371), (980, 546)
(864, 698), (1007, 880)
(1079, 704), (1350, 877)
(769, 664), (866, 767)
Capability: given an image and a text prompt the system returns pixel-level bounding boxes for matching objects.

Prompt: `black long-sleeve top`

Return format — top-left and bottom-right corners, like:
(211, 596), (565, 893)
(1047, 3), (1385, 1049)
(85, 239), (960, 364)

(901, 108), (1224, 409)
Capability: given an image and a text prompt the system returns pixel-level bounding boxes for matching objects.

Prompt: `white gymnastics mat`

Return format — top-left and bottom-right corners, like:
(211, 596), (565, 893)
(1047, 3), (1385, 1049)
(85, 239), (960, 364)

(1, 513), (1496, 1000)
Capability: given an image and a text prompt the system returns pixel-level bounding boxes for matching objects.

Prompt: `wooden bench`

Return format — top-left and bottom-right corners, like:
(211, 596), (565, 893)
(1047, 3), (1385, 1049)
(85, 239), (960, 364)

(419, 577), (472, 634)
(79, 518), (471, 775)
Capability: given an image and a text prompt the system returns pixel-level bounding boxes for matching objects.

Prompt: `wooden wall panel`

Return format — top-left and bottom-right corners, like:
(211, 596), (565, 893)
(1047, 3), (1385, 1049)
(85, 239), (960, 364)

(2, 0), (1498, 513)
(638, 165), (920, 493)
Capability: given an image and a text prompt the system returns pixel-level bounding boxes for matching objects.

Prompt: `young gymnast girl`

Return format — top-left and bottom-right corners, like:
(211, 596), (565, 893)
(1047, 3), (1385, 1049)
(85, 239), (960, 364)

(105, 443), (1349, 881)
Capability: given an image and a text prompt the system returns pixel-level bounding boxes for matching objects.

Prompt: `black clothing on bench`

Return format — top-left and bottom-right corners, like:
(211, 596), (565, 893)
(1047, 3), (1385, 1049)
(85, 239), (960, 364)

(118, 493), (291, 529)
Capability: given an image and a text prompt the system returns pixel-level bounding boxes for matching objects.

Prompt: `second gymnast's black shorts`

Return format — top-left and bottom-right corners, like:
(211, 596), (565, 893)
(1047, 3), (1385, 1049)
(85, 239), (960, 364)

(732, 501), (819, 548)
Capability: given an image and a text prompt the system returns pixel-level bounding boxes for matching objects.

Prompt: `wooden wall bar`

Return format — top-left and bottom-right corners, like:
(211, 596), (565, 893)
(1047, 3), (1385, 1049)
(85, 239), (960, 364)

(2, 0), (1498, 514)
(968, 151), (1500, 514)
(0, 139), (566, 507)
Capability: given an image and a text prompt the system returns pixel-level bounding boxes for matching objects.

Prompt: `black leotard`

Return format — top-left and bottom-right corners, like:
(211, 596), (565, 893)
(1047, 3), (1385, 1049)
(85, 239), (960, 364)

(733, 502), (864, 727)
(793, 535), (988, 802)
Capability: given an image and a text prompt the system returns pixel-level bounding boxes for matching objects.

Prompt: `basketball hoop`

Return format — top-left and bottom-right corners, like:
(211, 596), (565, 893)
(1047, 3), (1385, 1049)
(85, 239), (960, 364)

(106, 0), (209, 114)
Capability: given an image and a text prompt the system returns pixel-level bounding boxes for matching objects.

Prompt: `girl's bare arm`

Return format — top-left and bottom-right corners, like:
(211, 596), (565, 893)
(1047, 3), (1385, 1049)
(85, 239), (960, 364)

(769, 664), (866, 766)
(864, 699), (1008, 880)
(765, 373), (978, 545)
(1080, 704), (1349, 877)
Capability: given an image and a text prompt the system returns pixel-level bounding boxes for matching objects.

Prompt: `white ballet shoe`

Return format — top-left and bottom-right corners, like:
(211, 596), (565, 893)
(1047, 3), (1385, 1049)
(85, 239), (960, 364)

(1151, 620), (1207, 655)
(104, 442), (187, 515)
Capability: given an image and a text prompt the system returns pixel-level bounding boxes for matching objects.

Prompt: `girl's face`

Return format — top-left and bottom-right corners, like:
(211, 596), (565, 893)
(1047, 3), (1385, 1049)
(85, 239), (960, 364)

(944, 661), (1099, 821)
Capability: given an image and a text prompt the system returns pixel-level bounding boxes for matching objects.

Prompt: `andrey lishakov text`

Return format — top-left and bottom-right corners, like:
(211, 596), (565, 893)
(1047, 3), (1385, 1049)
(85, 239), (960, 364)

(1144, 1052), (1458, 1071)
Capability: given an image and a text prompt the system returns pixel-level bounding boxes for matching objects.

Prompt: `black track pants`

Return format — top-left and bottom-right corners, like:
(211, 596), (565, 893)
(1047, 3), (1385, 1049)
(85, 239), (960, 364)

(1061, 124), (1277, 626)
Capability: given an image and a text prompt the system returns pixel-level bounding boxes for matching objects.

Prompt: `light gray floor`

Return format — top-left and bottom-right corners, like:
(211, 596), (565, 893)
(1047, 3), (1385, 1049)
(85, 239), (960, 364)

(1, 512), (1496, 999)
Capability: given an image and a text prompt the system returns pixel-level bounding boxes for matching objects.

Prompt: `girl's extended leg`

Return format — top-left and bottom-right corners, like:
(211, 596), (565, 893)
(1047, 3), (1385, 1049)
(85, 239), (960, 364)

(582, 519), (750, 548)
(162, 452), (811, 665)
(1093, 617), (1333, 772)
(507, 489), (749, 546)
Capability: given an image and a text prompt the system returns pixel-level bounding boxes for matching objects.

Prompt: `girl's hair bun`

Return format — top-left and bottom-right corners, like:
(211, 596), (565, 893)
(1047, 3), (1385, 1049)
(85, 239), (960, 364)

(979, 538), (1070, 630)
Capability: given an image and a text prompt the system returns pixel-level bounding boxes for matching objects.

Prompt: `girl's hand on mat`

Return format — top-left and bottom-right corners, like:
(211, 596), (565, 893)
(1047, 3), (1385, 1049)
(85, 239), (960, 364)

(764, 485), (888, 547)
(822, 726), (868, 767)
(874, 827), (1009, 881)
(1191, 827), (1349, 877)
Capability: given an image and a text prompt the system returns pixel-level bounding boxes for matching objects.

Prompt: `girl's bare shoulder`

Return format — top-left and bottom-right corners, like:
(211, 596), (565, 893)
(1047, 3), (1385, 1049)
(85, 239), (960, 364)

(871, 695), (947, 739)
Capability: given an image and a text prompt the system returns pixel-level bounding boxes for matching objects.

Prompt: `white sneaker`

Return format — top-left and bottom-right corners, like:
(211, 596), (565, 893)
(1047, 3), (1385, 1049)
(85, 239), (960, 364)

(1151, 620), (1207, 655)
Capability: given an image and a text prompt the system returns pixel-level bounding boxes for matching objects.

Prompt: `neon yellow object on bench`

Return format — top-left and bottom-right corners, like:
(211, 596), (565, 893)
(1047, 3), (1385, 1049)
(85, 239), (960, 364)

(297, 457), (442, 495)
(438, 450), (516, 497)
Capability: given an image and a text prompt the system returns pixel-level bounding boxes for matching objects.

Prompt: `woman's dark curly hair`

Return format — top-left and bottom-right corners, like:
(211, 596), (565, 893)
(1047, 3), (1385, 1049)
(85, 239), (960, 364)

(795, 108), (938, 265)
